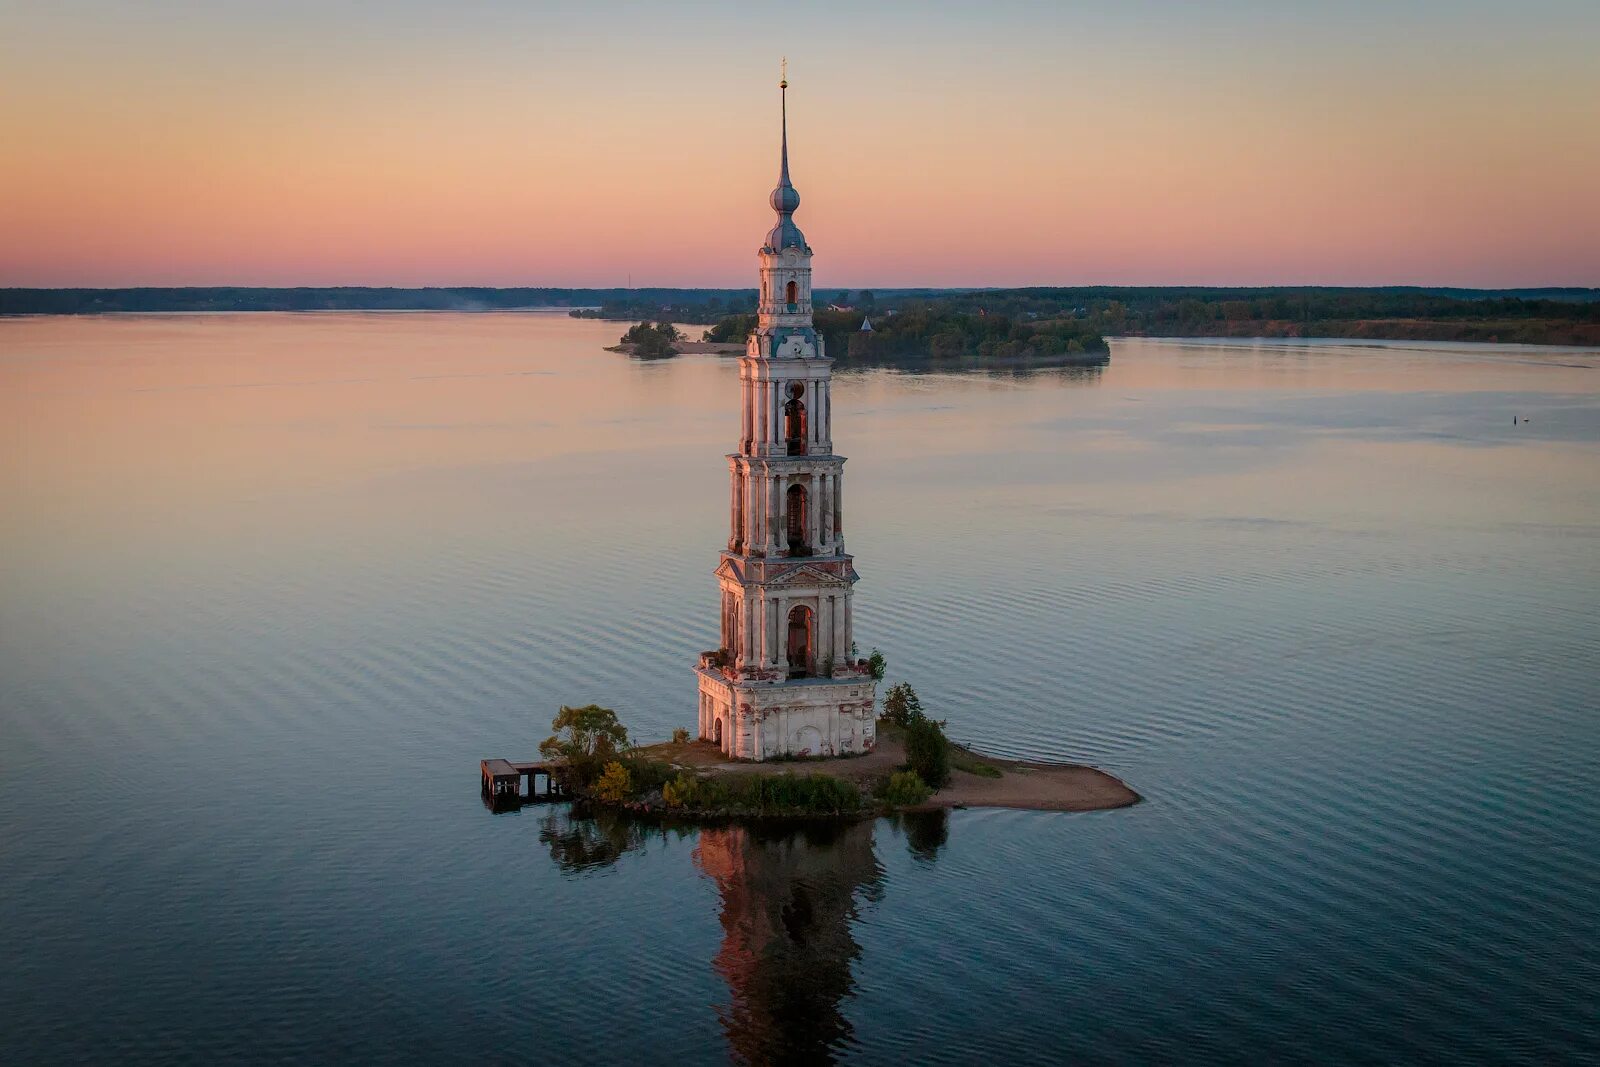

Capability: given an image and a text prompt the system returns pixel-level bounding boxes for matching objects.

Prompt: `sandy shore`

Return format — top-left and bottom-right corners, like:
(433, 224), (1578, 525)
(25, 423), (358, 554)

(634, 734), (1140, 814)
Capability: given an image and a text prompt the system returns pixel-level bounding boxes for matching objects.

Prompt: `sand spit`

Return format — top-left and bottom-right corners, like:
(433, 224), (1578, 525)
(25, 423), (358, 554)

(635, 733), (1140, 814)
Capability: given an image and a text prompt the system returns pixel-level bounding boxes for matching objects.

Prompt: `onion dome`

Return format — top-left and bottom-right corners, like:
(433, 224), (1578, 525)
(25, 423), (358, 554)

(764, 76), (808, 252)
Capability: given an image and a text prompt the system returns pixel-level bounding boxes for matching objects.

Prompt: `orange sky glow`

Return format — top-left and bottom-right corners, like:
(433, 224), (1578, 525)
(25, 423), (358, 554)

(2, 1), (1597, 288)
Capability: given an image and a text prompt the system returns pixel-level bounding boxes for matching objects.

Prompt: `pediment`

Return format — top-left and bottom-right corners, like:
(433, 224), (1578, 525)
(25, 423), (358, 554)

(771, 564), (851, 589)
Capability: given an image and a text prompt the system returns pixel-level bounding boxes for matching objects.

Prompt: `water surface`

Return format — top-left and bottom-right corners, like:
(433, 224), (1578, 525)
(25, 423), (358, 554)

(2, 314), (1597, 1063)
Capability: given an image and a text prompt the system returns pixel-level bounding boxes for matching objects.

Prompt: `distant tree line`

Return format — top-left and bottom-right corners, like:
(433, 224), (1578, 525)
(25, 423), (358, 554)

(697, 304), (1110, 363)
(573, 291), (758, 325)
(6, 284), (1595, 345)
(0, 287), (753, 316)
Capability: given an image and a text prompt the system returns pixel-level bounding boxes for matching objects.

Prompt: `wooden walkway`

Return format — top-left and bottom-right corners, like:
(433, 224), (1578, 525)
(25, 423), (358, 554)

(480, 759), (569, 808)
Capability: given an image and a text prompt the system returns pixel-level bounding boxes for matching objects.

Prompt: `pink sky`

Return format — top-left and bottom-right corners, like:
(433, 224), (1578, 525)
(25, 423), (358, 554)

(2, 2), (1597, 288)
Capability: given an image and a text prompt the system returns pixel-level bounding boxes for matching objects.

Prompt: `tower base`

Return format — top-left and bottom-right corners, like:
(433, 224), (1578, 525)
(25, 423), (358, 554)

(696, 668), (876, 760)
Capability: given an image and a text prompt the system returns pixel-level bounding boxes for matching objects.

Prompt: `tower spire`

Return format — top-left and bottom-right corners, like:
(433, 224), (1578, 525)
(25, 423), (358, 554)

(766, 59), (805, 251)
(779, 58), (789, 184)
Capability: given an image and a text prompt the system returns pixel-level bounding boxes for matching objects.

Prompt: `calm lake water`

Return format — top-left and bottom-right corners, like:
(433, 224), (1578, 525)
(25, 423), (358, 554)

(2, 312), (1598, 1064)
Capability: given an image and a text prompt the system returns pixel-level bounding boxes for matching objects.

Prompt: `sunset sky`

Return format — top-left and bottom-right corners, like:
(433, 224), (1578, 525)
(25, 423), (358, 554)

(3, 0), (1597, 289)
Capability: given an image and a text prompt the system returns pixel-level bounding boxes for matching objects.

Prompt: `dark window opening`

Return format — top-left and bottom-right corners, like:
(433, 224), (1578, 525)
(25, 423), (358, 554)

(787, 605), (813, 678)
(784, 394), (807, 455)
(786, 483), (810, 555)
(785, 280), (798, 306)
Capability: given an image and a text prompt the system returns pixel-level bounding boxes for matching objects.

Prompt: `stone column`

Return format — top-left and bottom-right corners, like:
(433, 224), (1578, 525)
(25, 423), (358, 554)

(744, 468), (756, 550)
(744, 591), (756, 668)
(819, 473), (832, 550)
(833, 594), (846, 662)
(767, 378), (777, 453)
(741, 374), (751, 450)
(774, 596), (788, 673)
(752, 379), (764, 451)
(809, 471), (821, 551)
(823, 472), (834, 549)
(823, 383), (830, 449)
(834, 469), (843, 540)
(767, 471), (780, 555)
(775, 473), (788, 555)
(760, 595), (771, 668)
(807, 379), (818, 448)
(770, 378), (780, 452)
(820, 594), (833, 667)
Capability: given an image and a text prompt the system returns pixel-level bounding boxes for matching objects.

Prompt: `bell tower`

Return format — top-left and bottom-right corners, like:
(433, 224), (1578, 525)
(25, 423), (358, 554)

(695, 68), (877, 760)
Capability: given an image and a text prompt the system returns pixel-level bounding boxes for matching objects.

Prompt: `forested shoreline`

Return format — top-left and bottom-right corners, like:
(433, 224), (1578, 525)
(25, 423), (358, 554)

(5, 285), (1596, 347)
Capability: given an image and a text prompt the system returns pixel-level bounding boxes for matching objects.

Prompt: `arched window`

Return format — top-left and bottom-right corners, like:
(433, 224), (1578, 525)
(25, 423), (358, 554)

(786, 483), (808, 554)
(787, 604), (813, 678)
(786, 280), (798, 306)
(784, 382), (807, 455)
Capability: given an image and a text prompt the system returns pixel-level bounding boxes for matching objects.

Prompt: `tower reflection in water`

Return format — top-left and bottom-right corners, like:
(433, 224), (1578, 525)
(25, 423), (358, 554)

(694, 822), (883, 1062)
(535, 806), (948, 1063)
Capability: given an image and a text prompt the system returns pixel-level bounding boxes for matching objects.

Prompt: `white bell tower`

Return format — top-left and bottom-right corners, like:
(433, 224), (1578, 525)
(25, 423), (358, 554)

(695, 68), (877, 760)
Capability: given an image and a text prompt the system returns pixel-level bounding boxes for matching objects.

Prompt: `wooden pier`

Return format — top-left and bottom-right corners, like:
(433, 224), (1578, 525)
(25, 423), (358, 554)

(480, 759), (569, 809)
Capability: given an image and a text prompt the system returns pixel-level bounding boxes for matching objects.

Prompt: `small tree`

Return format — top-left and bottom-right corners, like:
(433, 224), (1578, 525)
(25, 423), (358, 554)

(881, 682), (923, 729)
(671, 727), (690, 744)
(904, 714), (951, 789)
(882, 770), (931, 807)
(540, 704), (629, 785)
(595, 761), (633, 804)
(867, 648), (886, 681)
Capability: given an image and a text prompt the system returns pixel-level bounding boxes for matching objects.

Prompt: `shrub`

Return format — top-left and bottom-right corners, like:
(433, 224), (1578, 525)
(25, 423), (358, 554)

(595, 761), (633, 803)
(905, 714), (951, 788)
(660, 771), (860, 814)
(621, 757), (673, 795)
(723, 772), (860, 814)
(662, 772), (698, 809)
(881, 771), (932, 807)
(867, 648), (887, 681)
(671, 727), (690, 744)
(881, 682), (923, 729)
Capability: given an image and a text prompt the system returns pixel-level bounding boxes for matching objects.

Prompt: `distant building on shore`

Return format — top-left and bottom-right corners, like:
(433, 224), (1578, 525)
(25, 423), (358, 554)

(694, 73), (877, 759)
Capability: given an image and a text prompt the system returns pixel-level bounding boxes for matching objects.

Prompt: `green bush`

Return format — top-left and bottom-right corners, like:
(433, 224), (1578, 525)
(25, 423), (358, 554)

(662, 772), (699, 809)
(867, 648), (887, 681)
(905, 714), (951, 788)
(660, 771), (859, 814)
(621, 757), (674, 795)
(595, 761), (632, 803)
(881, 770), (932, 807)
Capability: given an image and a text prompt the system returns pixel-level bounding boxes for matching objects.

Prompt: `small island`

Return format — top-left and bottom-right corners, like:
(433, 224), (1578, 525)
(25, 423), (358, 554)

(485, 684), (1139, 820)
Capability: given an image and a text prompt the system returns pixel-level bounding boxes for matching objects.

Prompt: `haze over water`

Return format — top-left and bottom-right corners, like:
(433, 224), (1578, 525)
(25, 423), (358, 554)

(2, 312), (1597, 1063)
